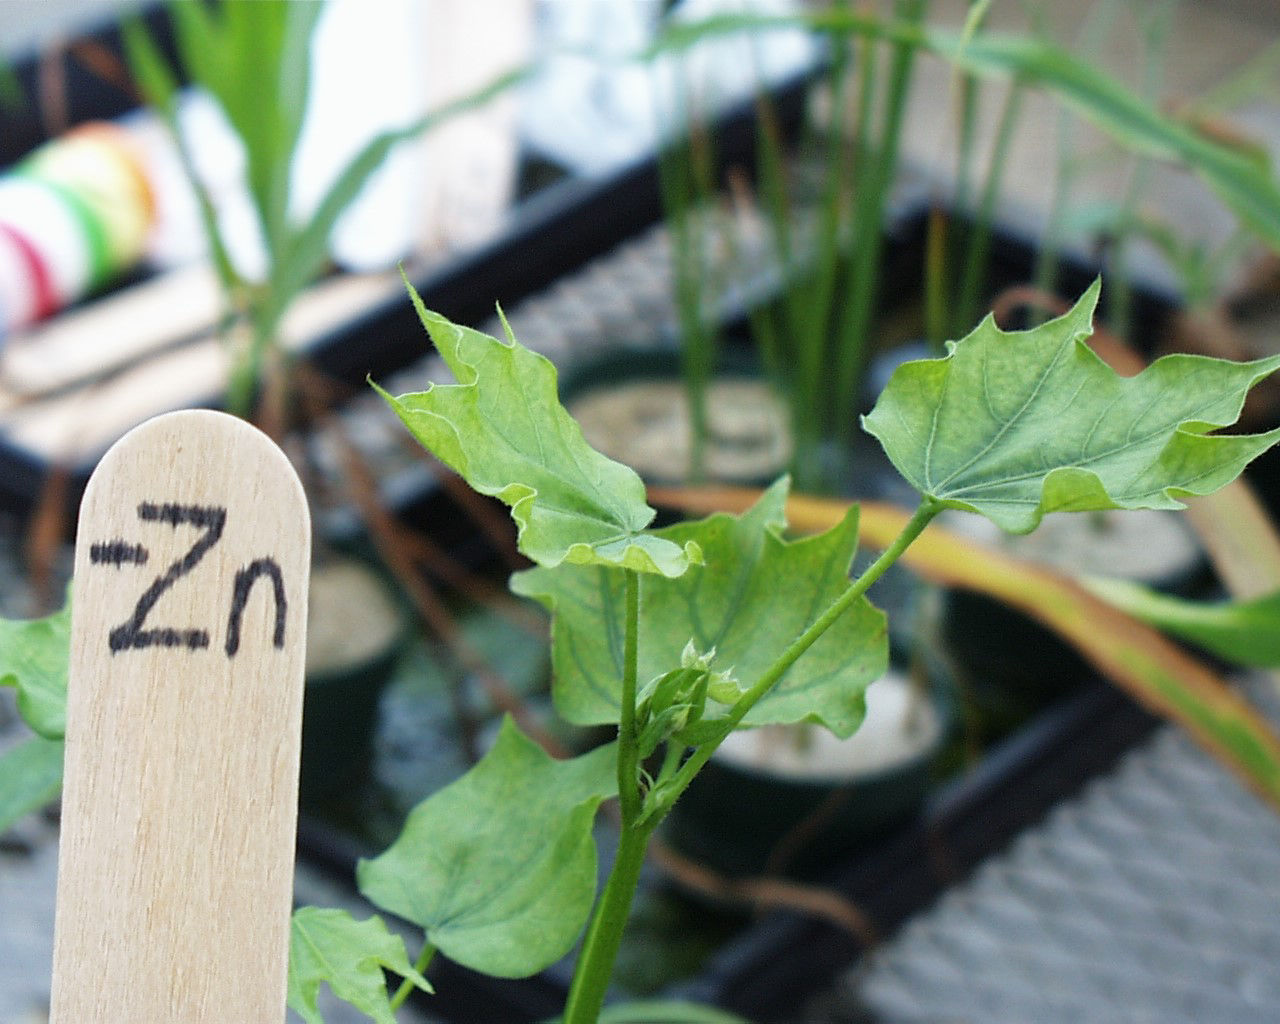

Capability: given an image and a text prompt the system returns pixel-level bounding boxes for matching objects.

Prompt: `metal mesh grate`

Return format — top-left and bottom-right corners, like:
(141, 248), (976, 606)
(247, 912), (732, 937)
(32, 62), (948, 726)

(807, 679), (1280, 1024)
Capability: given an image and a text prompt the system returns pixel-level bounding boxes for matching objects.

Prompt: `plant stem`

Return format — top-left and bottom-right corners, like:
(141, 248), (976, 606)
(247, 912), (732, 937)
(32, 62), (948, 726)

(791, 19), (856, 486)
(617, 569), (642, 821)
(952, 72), (979, 226)
(563, 499), (939, 1021)
(657, 740), (686, 787)
(388, 942), (436, 1012)
(833, 0), (926, 455)
(663, 496), (942, 805)
(658, 60), (716, 484)
(226, 311), (277, 420)
(1105, 3), (1172, 345)
(924, 204), (949, 353)
(563, 568), (648, 1024)
(954, 77), (1024, 335)
(1031, 0), (1116, 324)
(561, 817), (654, 1024)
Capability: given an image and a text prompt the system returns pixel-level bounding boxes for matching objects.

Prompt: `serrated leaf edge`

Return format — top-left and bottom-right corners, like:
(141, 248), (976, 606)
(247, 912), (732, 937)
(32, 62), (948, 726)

(372, 282), (699, 578)
(863, 279), (1280, 533)
(288, 908), (432, 1024)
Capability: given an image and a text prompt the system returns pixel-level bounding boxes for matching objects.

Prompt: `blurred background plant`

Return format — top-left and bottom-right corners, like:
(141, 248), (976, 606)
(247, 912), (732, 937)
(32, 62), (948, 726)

(5, 1), (1280, 1015)
(121, 0), (526, 423)
(650, 0), (1280, 491)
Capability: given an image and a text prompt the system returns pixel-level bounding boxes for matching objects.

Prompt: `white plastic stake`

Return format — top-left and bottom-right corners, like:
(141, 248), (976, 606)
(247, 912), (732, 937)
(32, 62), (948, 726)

(50, 409), (310, 1022)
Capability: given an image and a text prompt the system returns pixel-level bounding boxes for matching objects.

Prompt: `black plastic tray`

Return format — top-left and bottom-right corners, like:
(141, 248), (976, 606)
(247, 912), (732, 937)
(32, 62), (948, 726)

(294, 680), (1158, 1023)
(5, 18), (1190, 1019)
(0, 44), (815, 518)
(284, 190), (1187, 1023)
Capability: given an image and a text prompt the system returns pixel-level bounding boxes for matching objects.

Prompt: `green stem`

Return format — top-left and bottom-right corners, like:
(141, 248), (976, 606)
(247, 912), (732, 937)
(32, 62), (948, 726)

(954, 78), (1024, 335)
(657, 60), (717, 484)
(660, 737), (685, 776)
(923, 204), (948, 353)
(663, 496), (942, 805)
(740, 82), (787, 393)
(1031, 111), (1073, 320)
(561, 817), (654, 1024)
(793, 21), (855, 456)
(1032, 0), (1117, 324)
(617, 570), (642, 820)
(388, 942), (436, 1012)
(225, 308), (278, 420)
(833, 0), (926, 455)
(563, 500), (939, 1020)
(1107, 3), (1172, 345)
(952, 73), (979, 223)
(827, 31), (879, 450)
(563, 568), (647, 1024)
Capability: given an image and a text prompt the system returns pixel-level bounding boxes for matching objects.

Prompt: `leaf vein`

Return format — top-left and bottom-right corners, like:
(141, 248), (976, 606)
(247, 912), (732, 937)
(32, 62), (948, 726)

(932, 339), (1069, 492)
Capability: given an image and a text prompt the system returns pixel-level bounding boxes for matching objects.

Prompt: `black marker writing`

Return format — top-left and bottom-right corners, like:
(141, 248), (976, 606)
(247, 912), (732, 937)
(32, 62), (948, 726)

(106, 503), (226, 653)
(225, 558), (287, 656)
(92, 502), (290, 658)
(89, 541), (149, 567)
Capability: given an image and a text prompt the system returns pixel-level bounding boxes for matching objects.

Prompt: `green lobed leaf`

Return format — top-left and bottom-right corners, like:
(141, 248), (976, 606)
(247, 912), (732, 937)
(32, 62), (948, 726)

(375, 292), (700, 577)
(287, 907), (432, 1024)
(0, 736), (63, 835)
(512, 478), (886, 737)
(356, 719), (618, 979)
(862, 280), (1280, 534)
(1085, 578), (1280, 669)
(653, 488), (1280, 817)
(0, 602), (71, 740)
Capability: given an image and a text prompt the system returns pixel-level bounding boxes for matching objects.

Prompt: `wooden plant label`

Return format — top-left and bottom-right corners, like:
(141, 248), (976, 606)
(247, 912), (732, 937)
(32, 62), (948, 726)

(50, 410), (310, 1022)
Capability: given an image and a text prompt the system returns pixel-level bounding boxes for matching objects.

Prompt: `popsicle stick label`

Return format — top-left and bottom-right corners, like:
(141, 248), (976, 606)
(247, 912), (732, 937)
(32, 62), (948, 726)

(50, 409), (310, 1023)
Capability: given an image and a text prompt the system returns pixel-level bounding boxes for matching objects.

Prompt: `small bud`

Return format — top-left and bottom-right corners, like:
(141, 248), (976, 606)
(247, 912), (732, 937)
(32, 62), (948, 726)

(680, 641), (717, 671)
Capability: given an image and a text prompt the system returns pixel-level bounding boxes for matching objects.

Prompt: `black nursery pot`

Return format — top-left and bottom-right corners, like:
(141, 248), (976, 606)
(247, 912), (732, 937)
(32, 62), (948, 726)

(939, 507), (1211, 741)
(662, 741), (937, 882)
(559, 346), (792, 488)
(300, 547), (414, 808)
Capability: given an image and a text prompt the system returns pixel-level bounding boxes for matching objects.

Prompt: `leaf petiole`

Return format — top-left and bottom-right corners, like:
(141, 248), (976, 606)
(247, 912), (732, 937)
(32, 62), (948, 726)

(653, 496), (942, 816)
(388, 942), (436, 1013)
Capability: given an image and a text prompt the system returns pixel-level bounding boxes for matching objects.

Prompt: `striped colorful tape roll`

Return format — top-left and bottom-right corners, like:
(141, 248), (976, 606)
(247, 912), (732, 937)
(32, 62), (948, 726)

(0, 222), (41, 342)
(0, 121), (156, 338)
(0, 176), (95, 306)
(20, 123), (154, 272)
(0, 220), (59, 323)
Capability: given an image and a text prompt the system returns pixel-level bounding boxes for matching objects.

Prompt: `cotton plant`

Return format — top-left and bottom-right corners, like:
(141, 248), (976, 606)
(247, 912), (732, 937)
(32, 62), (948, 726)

(282, 277), (1280, 1023)
(3, 277), (1278, 1021)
